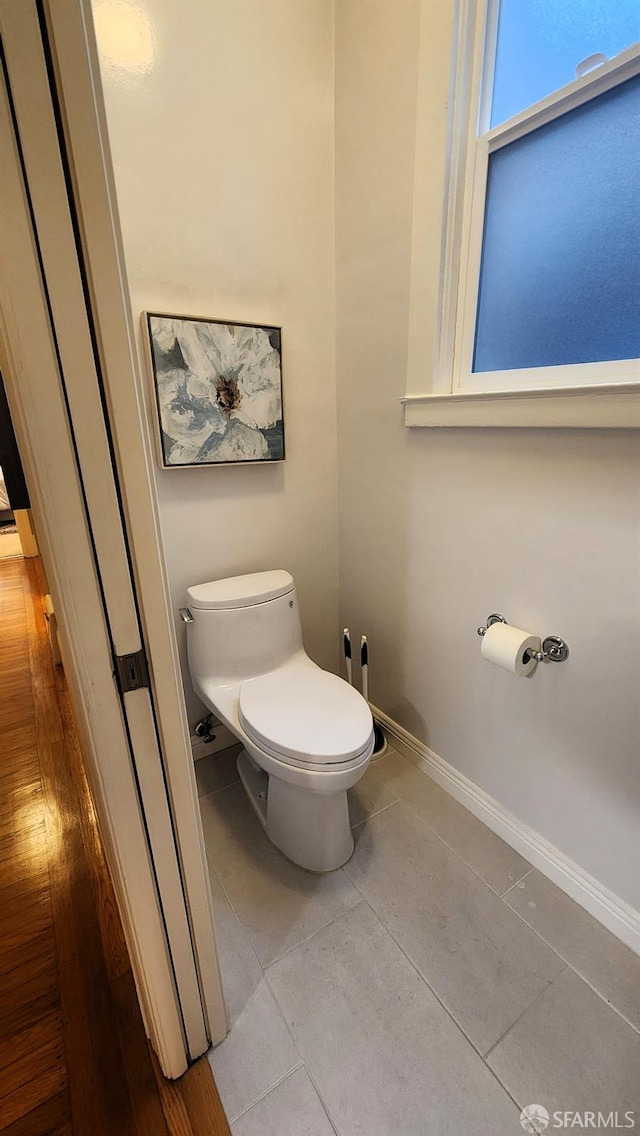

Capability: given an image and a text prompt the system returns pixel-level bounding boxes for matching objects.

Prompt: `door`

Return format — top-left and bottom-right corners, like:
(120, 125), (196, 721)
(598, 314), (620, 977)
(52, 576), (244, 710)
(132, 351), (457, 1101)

(0, 373), (30, 513)
(0, 0), (226, 1077)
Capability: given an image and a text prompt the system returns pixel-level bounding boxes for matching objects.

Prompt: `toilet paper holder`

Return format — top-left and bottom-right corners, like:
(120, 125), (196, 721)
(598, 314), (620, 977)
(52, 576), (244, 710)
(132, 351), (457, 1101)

(476, 614), (569, 663)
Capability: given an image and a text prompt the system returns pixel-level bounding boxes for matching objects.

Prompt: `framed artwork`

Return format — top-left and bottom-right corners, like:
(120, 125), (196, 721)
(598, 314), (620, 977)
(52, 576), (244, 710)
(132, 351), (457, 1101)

(145, 313), (285, 467)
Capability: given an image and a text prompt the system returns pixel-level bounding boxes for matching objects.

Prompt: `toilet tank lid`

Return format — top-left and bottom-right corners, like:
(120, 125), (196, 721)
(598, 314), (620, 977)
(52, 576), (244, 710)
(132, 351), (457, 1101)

(187, 570), (294, 610)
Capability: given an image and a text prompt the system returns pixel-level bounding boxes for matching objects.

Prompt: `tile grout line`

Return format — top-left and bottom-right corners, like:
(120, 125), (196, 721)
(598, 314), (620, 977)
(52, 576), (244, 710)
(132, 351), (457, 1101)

(564, 973), (640, 1037)
(228, 1059), (341, 1136)
(196, 777), (241, 803)
(495, 880), (640, 1038)
(482, 962), (570, 1064)
(206, 856), (282, 982)
(205, 854), (345, 999)
(261, 904), (369, 1136)
(228, 1061), (304, 1124)
(295, 1060), (341, 1136)
(345, 799), (566, 1031)
(365, 765), (534, 901)
(204, 856), (307, 1118)
(203, 789), (384, 974)
(204, 799), (388, 977)
(350, 798), (402, 834)
(212, 831), (482, 1136)
(350, 796), (399, 831)
(339, 879), (526, 1104)
(347, 894), (525, 1117)
(207, 747), (517, 926)
(500, 866), (535, 898)
(343, 864), (613, 1110)
(262, 900), (366, 984)
(260, 886), (441, 1133)
(194, 744), (242, 798)
(262, 914), (358, 1135)
(264, 895), (365, 970)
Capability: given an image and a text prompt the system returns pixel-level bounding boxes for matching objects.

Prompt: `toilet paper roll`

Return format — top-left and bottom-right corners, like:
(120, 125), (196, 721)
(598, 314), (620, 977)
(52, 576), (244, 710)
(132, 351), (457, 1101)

(480, 622), (541, 677)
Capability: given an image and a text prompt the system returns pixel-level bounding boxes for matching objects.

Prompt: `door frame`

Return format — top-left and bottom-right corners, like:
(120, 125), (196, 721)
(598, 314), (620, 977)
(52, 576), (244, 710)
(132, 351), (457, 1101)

(0, 0), (227, 1076)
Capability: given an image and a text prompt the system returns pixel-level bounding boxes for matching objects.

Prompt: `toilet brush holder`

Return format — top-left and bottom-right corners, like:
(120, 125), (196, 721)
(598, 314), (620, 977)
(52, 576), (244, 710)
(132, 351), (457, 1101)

(359, 633), (387, 758)
(371, 720), (387, 759)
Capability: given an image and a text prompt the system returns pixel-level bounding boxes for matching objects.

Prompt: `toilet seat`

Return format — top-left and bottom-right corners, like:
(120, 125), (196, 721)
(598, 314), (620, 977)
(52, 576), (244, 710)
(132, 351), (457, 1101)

(238, 662), (373, 767)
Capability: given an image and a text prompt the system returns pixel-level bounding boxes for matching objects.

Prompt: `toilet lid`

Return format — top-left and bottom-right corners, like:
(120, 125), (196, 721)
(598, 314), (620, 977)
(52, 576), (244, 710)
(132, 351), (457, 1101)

(187, 570), (294, 610)
(238, 664), (374, 766)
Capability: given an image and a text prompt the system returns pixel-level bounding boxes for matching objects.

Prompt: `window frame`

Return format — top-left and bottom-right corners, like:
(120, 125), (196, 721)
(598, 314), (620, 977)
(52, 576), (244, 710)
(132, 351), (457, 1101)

(403, 0), (640, 427)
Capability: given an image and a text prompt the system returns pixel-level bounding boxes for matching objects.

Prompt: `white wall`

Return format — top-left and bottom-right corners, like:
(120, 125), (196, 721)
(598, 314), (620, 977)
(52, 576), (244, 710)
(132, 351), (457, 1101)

(335, 0), (640, 910)
(95, 0), (338, 723)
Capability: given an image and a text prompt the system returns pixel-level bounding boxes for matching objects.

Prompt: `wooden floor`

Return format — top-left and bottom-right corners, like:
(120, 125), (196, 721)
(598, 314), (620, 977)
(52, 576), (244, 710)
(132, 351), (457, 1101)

(0, 556), (230, 1136)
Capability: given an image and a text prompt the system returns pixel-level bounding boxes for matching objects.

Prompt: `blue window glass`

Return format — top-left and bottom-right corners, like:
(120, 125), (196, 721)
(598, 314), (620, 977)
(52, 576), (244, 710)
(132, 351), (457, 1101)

(473, 73), (640, 374)
(491, 0), (640, 127)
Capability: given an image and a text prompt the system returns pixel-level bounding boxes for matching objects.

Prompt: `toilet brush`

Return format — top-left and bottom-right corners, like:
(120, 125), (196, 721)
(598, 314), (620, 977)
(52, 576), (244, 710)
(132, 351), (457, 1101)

(343, 628), (352, 685)
(359, 634), (387, 757)
(360, 634), (369, 702)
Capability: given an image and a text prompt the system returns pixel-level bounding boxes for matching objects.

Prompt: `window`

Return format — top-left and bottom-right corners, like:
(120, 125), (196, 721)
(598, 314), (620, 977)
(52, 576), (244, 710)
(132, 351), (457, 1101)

(403, 0), (640, 427)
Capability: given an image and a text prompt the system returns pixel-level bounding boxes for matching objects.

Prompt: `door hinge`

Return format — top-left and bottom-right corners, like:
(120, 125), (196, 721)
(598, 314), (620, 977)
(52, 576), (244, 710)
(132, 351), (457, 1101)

(115, 649), (150, 694)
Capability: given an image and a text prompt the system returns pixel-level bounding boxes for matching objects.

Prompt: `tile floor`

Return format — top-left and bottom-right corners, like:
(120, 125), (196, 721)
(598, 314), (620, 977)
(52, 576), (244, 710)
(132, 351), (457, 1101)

(197, 743), (640, 1135)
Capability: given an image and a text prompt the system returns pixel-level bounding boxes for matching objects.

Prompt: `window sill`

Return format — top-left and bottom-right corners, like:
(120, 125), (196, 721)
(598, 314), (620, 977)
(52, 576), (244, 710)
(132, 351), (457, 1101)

(401, 384), (640, 428)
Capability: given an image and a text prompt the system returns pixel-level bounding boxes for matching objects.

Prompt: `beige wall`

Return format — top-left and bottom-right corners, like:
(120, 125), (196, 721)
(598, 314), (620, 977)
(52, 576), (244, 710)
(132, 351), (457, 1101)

(95, 0), (338, 723)
(335, 0), (640, 910)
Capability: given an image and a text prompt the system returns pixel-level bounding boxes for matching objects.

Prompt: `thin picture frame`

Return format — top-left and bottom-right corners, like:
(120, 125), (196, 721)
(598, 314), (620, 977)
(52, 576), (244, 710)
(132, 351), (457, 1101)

(144, 312), (286, 468)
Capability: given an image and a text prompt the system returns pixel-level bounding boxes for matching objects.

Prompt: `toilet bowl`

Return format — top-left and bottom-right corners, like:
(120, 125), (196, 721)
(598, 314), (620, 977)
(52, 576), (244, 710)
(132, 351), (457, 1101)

(184, 570), (374, 872)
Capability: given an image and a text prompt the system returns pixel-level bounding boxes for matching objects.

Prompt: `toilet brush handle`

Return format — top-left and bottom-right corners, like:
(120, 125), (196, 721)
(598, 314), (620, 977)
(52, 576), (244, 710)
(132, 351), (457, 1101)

(343, 628), (352, 685)
(360, 635), (369, 703)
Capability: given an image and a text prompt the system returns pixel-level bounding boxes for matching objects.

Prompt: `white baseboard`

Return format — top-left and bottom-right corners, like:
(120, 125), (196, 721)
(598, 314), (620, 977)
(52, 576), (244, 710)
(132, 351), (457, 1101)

(372, 705), (640, 957)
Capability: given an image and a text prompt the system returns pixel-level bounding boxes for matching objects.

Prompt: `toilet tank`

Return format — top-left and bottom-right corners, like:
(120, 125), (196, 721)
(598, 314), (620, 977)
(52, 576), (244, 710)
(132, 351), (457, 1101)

(185, 570), (304, 685)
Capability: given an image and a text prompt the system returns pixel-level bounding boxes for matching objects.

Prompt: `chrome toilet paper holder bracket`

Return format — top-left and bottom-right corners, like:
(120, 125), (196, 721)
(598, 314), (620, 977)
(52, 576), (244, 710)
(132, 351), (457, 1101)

(476, 614), (570, 663)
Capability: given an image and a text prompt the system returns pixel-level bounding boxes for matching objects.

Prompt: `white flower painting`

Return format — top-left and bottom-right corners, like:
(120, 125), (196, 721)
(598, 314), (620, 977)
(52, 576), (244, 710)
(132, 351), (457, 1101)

(147, 314), (285, 466)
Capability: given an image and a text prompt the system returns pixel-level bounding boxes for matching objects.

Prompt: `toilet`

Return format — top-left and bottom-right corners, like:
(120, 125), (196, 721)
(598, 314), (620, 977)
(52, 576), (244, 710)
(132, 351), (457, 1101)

(184, 570), (374, 872)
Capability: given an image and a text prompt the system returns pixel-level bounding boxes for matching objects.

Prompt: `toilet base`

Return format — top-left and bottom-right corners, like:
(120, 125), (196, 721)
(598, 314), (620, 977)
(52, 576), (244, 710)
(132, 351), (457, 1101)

(237, 748), (354, 873)
(236, 748), (269, 828)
